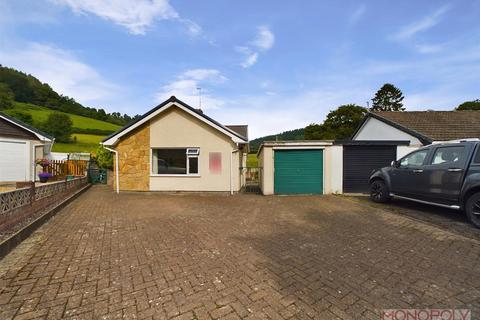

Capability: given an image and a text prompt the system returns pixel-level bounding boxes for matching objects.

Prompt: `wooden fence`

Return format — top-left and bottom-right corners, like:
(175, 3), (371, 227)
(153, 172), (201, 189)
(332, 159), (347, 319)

(45, 160), (88, 178)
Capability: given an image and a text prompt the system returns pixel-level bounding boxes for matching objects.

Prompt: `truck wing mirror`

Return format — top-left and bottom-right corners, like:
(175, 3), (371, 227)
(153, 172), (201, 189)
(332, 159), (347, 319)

(391, 160), (399, 168)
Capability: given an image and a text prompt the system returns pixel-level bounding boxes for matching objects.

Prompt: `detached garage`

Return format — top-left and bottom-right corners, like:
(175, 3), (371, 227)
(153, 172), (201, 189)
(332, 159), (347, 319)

(274, 149), (324, 194)
(258, 141), (343, 195)
(0, 112), (53, 183)
(258, 140), (410, 195)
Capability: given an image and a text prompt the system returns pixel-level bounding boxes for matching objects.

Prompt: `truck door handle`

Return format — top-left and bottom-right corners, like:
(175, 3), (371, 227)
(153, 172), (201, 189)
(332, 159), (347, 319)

(413, 169), (423, 173)
(448, 168), (463, 172)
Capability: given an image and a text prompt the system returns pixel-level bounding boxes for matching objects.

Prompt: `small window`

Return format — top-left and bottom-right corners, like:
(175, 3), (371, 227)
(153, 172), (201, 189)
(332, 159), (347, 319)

(152, 148), (199, 175)
(474, 147), (480, 164)
(399, 150), (428, 168)
(430, 146), (466, 165)
(187, 148), (200, 156)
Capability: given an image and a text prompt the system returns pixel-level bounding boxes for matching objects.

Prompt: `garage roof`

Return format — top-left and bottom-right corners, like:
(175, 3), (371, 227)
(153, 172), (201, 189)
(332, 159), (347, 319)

(0, 112), (53, 142)
(354, 111), (480, 144)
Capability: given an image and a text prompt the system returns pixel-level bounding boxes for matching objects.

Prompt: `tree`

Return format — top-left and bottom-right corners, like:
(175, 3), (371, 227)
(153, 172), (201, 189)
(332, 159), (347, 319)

(8, 110), (34, 125)
(371, 83), (405, 111)
(305, 104), (367, 140)
(456, 99), (480, 111)
(42, 112), (73, 142)
(0, 83), (14, 110)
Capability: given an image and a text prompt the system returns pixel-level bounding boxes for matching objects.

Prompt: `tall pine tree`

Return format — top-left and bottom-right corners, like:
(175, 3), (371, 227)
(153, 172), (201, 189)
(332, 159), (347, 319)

(371, 83), (405, 111)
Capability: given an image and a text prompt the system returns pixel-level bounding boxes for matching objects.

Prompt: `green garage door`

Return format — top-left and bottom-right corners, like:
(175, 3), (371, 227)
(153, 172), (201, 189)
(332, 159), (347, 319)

(274, 150), (323, 194)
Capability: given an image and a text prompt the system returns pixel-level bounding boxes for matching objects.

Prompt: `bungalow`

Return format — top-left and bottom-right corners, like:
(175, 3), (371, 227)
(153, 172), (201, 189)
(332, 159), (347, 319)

(258, 110), (480, 195)
(102, 96), (249, 193)
(0, 112), (53, 182)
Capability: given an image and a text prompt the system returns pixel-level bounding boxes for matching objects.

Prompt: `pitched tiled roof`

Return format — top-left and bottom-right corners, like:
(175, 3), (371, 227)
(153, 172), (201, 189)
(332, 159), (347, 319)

(372, 111), (480, 142)
(102, 96), (248, 145)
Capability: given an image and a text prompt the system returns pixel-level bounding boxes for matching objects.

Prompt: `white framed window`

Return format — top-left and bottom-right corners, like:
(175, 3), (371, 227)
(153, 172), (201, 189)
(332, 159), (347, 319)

(151, 148), (199, 175)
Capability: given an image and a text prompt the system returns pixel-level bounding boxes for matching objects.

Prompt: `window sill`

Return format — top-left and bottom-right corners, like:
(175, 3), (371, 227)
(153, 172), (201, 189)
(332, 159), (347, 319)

(150, 174), (201, 177)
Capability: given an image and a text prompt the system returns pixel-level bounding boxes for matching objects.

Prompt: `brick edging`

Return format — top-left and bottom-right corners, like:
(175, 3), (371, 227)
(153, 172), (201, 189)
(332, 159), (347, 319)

(0, 183), (91, 259)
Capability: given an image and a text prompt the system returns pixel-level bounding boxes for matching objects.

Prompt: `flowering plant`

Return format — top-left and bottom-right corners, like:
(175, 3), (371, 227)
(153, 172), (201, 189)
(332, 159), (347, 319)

(36, 158), (51, 168)
(38, 172), (53, 179)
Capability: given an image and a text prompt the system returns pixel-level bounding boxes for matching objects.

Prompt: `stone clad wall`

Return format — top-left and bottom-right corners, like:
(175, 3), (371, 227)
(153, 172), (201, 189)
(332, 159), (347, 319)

(114, 123), (150, 191)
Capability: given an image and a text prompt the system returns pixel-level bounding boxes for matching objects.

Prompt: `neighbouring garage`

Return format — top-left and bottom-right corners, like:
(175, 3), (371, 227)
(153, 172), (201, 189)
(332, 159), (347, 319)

(338, 141), (411, 193)
(0, 113), (54, 183)
(274, 149), (323, 194)
(0, 140), (27, 182)
(342, 145), (396, 193)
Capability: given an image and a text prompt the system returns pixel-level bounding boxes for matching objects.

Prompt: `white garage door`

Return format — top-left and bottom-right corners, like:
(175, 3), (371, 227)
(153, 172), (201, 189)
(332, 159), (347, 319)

(0, 140), (27, 182)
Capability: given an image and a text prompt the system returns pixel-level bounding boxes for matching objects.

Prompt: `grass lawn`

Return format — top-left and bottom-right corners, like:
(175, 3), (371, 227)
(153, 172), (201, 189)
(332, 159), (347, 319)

(247, 153), (258, 167)
(6, 102), (121, 131)
(52, 133), (104, 153)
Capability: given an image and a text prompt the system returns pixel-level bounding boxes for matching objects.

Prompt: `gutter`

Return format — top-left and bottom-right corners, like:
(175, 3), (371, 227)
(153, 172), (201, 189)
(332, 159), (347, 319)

(102, 145), (119, 194)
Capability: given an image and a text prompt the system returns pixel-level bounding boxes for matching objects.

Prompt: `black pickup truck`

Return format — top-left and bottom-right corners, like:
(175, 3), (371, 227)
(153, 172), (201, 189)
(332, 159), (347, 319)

(369, 140), (480, 228)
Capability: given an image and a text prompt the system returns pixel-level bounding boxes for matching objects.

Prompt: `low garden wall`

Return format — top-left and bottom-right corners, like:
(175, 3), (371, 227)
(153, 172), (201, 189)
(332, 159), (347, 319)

(0, 177), (88, 233)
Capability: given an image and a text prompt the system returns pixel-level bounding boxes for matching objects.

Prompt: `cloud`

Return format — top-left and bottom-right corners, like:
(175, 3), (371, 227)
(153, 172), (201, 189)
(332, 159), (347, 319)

(251, 25), (275, 50)
(237, 25), (275, 69)
(156, 69), (227, 109)
(349, 4), (366, 25)
(415, 43), (444, 54)
(236, 46), (259, 68)
(181, 69), (227, 82)
(394, 5), (451, 40)
(0, 42), (118, 106)
(50, 0), (199, 35)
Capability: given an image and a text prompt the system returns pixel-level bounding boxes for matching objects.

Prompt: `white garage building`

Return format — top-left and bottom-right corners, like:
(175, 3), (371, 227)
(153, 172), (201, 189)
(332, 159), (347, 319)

(258, 110), (480, 195)
(0, 112), (53, 183)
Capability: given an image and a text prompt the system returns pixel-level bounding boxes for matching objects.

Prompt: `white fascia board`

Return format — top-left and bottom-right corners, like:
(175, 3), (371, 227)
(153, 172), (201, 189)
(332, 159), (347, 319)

(264, 141), (333, 147)
(102, 102), (247, 146)
(352, 118), (368, 140)
(0, 114), (52, 142)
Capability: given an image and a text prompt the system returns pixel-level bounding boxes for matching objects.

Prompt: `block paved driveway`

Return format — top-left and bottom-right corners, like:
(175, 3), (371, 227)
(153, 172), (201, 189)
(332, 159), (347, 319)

(1, 186), (479, 320)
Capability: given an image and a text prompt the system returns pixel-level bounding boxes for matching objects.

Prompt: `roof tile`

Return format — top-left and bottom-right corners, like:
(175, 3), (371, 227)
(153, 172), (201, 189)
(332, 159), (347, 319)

(373, 111), (480, 141)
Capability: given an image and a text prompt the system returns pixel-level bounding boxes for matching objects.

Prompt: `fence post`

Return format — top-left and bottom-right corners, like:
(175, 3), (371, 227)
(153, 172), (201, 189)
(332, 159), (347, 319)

(29, 181), (35, 206)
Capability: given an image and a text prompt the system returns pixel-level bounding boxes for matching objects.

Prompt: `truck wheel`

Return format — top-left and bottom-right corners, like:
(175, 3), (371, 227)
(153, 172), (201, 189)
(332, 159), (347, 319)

(370, 180), (390, 203)
(465, 192), (480, 228)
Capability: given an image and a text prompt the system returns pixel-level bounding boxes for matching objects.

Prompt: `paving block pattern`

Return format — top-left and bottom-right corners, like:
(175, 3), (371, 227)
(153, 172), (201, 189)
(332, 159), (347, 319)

(0, 186), (479, 319)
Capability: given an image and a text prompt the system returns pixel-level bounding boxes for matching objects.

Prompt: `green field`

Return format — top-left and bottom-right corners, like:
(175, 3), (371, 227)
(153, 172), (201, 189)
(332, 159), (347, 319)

(52, 134), (104, 153)
(247, 153), (258, 167)
(6, 102), (121, 131)
(4, 102), (120, 154)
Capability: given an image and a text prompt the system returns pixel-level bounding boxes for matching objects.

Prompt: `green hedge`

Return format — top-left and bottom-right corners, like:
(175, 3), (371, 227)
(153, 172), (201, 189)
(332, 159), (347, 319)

(72, 128), (116, 135)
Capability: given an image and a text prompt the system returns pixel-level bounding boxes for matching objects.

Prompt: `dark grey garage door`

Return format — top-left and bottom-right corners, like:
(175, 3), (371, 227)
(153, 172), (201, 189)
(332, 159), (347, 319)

(343, 145), (396, 193)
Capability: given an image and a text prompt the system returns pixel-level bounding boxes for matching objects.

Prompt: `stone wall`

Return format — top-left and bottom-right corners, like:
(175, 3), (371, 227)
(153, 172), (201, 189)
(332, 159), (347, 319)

(114, 123), (150, 191)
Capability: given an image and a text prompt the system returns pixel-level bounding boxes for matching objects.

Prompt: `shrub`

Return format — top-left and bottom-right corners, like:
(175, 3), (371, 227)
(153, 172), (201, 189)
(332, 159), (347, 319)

(94, 145), (113, 170)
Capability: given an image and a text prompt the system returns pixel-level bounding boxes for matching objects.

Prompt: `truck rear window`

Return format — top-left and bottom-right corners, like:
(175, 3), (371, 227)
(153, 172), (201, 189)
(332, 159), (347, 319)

(475, 147), (480, 164)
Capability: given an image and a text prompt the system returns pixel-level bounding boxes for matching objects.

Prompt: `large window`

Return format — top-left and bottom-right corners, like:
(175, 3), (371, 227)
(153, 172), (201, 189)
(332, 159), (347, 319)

(152, 148), (199, 175)
(430, 146), (466, 166)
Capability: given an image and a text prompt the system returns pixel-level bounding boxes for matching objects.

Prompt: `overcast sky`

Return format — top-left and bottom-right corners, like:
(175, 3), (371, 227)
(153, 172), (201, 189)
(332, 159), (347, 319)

(1, 0), (479, 138)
